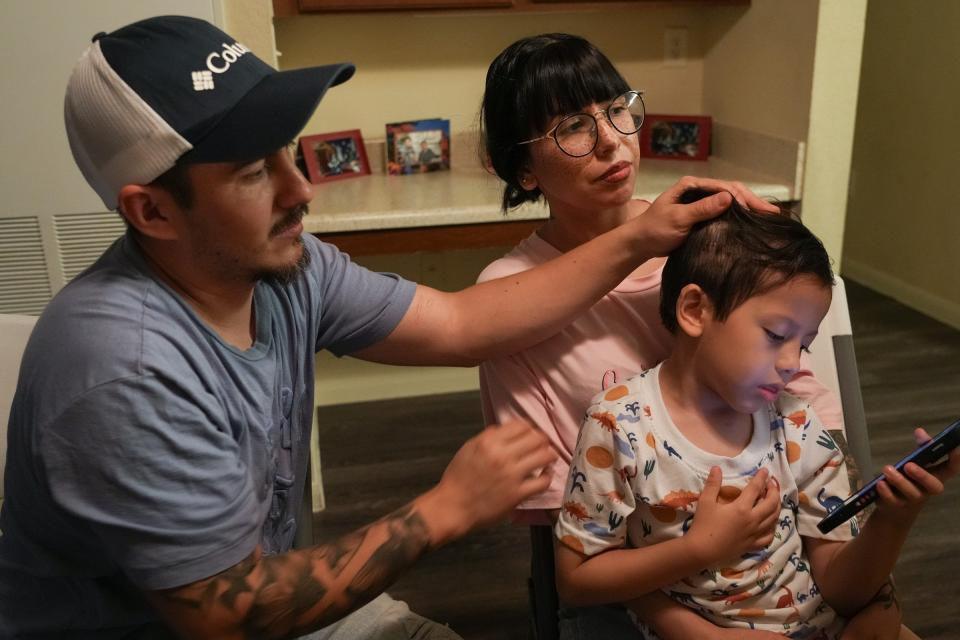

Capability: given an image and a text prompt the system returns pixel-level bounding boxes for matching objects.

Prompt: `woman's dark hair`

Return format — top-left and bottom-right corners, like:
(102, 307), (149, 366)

(480, 34), (630, 212)
(659, 190), (834, 333)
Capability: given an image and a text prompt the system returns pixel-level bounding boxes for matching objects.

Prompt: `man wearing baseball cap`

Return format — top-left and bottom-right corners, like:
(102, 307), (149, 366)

(0, 14), (763, 639)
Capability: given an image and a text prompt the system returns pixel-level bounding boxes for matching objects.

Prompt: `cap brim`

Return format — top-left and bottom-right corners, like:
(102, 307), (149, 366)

(181, 62), (355, 164)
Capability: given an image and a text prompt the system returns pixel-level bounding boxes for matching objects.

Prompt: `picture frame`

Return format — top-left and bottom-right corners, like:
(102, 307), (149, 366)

(385, 118), (451, 176)
(639, 114), (712, 161)
(299, 129), (371, 183)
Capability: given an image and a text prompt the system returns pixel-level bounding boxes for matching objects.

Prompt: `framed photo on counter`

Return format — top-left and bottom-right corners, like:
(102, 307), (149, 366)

(639, 114), (712, 161)
(300, 129), (371, 183)
(385, 118), (450, 176)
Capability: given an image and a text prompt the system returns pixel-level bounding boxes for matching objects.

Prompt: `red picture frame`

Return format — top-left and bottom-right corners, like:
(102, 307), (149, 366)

(639, 114), (712, 161)
(299, 129), (371, 183)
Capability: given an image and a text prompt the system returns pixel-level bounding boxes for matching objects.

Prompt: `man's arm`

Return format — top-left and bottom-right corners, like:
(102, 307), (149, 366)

(355, 178), (777, 367)
(147, 420), (555, 639)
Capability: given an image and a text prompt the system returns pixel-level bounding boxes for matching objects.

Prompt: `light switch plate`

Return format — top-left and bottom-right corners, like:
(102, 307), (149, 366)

(664, 27), (688, 67)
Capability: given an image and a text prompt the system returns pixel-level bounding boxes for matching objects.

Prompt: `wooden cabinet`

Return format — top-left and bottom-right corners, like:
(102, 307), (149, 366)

(275, 0), (745, 16)
(294, 0), (513, 11)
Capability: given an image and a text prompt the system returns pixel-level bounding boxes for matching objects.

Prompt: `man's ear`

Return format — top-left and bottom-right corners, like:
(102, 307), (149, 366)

(675, 283), (714, 338)
(117, 184), (181, 241)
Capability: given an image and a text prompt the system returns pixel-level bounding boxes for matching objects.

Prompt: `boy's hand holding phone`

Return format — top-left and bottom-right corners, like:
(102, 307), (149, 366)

(686, 466), (780, 566)
(873, 427), (960, 523)
(818, 419), (960, 534)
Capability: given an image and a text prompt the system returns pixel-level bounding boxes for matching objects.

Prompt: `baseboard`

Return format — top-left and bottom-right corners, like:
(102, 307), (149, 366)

(842, 259), (960, 331)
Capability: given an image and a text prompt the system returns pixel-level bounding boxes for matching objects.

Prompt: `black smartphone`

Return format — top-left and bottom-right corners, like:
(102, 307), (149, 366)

(817, 418), (960, 534)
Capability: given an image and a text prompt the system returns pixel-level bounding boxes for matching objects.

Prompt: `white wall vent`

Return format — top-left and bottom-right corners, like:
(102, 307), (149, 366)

(0, 217), (52, 315)
(53, 212), (126, 284)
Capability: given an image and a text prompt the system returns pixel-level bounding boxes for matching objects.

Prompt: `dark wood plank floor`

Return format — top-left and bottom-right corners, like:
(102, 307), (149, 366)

(313, 279), (960, 640)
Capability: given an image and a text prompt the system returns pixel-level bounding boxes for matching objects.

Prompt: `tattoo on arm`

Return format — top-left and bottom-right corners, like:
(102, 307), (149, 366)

(870, 579), (901, 612)
(152, 503), (433, 639)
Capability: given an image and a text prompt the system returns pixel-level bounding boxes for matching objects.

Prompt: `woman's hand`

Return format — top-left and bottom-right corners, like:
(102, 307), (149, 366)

(632, 177), (781, 258)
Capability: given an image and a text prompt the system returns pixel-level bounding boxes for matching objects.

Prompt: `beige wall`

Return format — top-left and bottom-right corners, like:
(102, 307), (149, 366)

(275, 7), (718, 145)
(843, 0), (960, 330)
(702, 0), (818, 143)
(703, 0), (868, 264)
(221, 0), (278, 66)
(798, 0), (867, 262)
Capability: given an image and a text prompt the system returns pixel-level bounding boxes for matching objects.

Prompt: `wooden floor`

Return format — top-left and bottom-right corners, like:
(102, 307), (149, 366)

(313, 279), (960, 640)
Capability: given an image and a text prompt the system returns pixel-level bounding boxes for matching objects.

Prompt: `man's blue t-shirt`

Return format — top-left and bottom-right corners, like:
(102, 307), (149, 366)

(0, 232), (415, 636)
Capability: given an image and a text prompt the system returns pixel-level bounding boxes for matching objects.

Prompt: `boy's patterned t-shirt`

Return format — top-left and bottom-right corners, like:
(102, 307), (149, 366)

(556, 364), (857, 638)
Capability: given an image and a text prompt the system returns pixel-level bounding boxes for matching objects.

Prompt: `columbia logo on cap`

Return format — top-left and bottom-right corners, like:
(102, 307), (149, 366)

(192, 70), (214, 91)
(192, 42), (251, 91)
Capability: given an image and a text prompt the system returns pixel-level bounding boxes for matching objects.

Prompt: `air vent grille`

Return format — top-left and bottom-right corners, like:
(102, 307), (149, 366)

(54, 212), (125, 283)
(0, 217), (52, 315)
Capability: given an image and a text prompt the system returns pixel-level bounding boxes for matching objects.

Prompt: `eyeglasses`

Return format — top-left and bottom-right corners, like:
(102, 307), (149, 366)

(517, 90), (646, 158)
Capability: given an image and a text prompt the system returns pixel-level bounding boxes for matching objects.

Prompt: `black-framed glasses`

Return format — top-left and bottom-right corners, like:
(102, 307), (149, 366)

(517, 90), (645, 158)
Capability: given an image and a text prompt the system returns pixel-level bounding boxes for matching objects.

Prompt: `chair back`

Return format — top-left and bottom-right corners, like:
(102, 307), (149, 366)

(0, 314), (38, 502)
(805, 277), (873, 477)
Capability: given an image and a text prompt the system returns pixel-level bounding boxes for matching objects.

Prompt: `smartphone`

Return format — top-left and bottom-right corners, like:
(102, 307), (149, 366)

(817, 418), (960, 534)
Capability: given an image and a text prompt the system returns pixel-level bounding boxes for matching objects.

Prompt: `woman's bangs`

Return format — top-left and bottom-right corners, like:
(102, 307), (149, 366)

(522, 45), (630, 136)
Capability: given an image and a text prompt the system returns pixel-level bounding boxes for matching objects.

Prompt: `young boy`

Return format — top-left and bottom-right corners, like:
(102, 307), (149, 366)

(554, 200), (958, 638)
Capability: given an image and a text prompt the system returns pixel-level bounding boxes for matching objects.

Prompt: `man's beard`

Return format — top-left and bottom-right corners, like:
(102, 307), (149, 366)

(258, 204), (311, 285)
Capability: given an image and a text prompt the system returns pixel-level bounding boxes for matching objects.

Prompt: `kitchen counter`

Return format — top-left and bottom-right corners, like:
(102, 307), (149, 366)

(302, 157), (795, 235)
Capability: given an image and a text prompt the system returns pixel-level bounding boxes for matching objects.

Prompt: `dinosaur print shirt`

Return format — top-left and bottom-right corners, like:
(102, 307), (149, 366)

(556, 364), (857, 639)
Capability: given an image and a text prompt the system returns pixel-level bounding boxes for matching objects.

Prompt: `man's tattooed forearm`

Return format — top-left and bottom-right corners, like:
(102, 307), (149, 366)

(155, 502), (434, 639)
(347, 505), (432, 599)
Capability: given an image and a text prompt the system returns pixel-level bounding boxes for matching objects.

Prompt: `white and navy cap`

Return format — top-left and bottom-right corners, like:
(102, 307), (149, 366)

(64, 15), (354, 209)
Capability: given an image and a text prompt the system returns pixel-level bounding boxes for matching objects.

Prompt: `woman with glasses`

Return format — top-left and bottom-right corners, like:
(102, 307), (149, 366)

(476, 34), (887, 640)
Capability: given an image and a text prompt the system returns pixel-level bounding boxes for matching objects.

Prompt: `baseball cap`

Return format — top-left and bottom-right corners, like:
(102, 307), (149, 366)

(64, 15), (355, 209)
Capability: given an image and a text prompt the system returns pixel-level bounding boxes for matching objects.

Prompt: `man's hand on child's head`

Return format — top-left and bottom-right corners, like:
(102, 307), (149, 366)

(686, 466), (780, 567)
(874, 427), (960, 519)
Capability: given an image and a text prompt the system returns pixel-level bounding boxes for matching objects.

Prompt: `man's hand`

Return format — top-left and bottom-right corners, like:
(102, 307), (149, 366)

(417, 419), (556, 546)
(686, 467), (780, 567)
(630, 177), (781, 258)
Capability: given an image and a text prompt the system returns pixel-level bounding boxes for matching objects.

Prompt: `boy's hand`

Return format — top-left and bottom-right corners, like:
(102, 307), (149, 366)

(686, 466), (780, 566)
(419, 419), (556, 547)
(874, 427), (960, 521)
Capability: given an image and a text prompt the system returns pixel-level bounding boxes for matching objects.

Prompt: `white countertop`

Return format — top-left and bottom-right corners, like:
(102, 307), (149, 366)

(302, 157), (794, 234)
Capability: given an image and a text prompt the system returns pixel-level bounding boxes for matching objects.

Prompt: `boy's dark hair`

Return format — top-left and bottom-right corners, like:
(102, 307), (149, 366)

(480, 34), (631, 212)
(659, 190), (834, 333)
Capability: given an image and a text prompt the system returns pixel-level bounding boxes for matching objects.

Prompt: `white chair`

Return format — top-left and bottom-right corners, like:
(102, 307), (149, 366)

(804, 276), (873, 477)
(0, 314), (38, 506)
